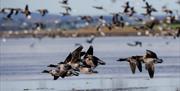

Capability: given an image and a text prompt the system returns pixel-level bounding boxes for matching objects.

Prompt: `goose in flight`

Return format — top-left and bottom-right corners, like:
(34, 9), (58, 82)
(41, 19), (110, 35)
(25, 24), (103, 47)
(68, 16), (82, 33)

(117, 50), (163, 78)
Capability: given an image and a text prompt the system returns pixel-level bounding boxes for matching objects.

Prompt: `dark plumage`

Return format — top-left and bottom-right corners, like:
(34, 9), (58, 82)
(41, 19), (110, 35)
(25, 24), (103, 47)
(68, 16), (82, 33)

(37, 9), (48, 16)
(22, 5), (31, 17)
(83, 46), (106, 69)
(117, 50), (163, 78)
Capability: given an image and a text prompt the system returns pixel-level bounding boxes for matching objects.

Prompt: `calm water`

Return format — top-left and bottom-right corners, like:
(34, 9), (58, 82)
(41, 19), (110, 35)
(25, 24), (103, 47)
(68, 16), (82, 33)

(0, 37), (180, 91)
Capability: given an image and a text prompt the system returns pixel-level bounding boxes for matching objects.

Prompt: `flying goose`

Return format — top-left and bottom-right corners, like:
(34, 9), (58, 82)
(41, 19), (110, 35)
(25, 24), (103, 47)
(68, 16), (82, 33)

(83, 45), (106, 69)
(117, 56), (143, 74)
(117, 50), (163, 78)
(142, 50), (163, 78)
(37, 9), (48, 16)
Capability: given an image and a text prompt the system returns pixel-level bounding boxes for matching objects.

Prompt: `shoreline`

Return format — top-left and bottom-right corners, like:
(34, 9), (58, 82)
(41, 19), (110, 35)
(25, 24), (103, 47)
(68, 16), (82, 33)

(0, 27), (169, 38)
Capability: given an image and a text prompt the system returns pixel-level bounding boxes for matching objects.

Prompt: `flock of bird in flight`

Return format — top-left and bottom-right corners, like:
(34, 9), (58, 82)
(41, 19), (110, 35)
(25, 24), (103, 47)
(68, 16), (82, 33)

(0, 0), (180, 38)
(0, 0), (179, 29)
(42, 45), (163, 80)
(0, 0), (179, 80)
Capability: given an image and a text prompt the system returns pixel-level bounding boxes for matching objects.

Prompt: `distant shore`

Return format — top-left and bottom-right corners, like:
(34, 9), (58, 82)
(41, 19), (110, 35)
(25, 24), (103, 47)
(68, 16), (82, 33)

(0, 26), (171, 38)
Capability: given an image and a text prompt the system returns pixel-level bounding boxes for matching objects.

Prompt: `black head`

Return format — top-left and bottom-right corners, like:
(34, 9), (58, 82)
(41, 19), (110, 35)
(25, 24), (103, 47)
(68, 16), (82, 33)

(47, 64), (57, 67)
(42, 70), (49, 73)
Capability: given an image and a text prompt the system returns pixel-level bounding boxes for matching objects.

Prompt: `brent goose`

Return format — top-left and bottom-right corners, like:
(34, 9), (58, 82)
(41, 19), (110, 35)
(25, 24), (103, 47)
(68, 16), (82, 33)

(117, 50), (163, 78)
(117, 56), (143, 74)
(83, 45), (106, 69)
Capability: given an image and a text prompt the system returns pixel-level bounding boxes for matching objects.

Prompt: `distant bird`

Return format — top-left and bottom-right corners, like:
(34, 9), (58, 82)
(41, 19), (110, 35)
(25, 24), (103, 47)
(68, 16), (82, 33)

(61, 5), (72, 12)
(83, 45), (106, 69)
(5, 8), (14, 19)
(86, 35), (95, 44)
(96, 15), (112, 34)
(127, 41), (142, 47)
(37, 9), (48, 16)
(117, 50), (163, 78)
(60, 12), (70, 16)
(128, 7), (136, 17)
(80, 16), (94, 24)
(92, 6), (104, 10)
(0, 8), (8, 14)
(162, 6), (173, 15)
(33, 22), (45, 30)
(122, 1), (130, 14)
(112, 14), (125, 28)
(14, 8), (22, 15)
(60, 5), (72, 16)
(59, 0), (69, 5)
(21, 4), (31, 17)
(142, 2), (157, 16)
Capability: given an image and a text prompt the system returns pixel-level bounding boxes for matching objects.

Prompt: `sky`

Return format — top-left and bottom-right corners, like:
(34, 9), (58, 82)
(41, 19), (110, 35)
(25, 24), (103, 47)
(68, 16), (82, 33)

(0, 0), (180, 15)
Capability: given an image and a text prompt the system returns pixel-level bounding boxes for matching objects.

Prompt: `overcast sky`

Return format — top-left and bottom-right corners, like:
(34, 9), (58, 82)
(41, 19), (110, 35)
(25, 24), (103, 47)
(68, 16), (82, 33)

(0, 0), (179, 15)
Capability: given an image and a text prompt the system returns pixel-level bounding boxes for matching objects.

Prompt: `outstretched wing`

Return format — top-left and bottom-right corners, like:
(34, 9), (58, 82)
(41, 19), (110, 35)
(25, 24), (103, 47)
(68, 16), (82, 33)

(145, 61), (155, 78)
(136, 60), (142, 72)
(145, 50), (158, 58)
(84, 45), (93, 58)
(71, 46), (83, 63)
(64, 53), (72, 64)
(53, 76), (59, 80)
(129, 61), (136, 74)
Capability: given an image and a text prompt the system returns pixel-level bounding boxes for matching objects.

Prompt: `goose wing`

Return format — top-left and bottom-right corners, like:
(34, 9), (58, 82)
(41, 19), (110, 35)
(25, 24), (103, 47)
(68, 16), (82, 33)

(145, 50), (158, 58)
(136, 60), (142, 72)
(84, 45), (93, 58)
(71, 46), (83, 63)
(145, 59), (155, 78)
(129, 60), (136, 74)
(53, 76), (59, 80)
(64, 53), (72, 64)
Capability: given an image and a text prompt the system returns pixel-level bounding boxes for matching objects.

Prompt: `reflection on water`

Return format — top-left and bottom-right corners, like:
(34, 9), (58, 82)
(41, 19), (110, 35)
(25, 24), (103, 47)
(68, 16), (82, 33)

(0, 37), (180, 91)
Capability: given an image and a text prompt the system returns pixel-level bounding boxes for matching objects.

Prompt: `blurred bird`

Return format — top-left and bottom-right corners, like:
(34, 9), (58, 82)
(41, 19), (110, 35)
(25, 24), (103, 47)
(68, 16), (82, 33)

(59, 0), (69, 5)
(21, 4), (31, 17)
(60, 5), (72, 16)
(127, 41), (142, 47)
(80, 16), (94, 24)
(5, 9), (14, 19)
(61, 5), (72, 12)
(128, 7), (136, 17)
(86, 35), (95, 44)
(37, 9), (48, 16)
(142, 2), (157, 16)
(92, 6), (104, 10)
(162, 6), (173, 15)
(33, 22), (45, 30)
(112, 14), (125, 28)
(122, 1), (130, 14)
(0, 8), (6, 14)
